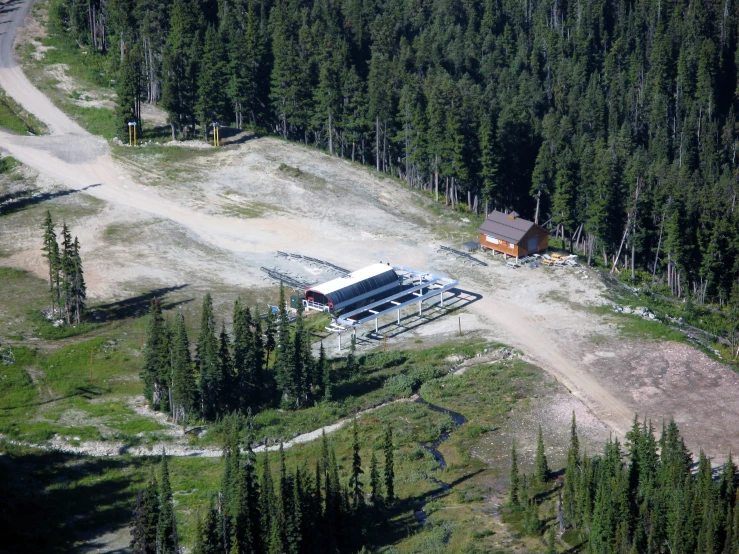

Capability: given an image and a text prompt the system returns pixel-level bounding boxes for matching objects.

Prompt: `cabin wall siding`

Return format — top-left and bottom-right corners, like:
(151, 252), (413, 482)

(479, 225), (549, 257)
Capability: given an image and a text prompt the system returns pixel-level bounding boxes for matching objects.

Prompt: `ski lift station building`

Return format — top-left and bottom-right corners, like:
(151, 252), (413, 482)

(304, 263), (459, 346)
(304, 264), (400, 312)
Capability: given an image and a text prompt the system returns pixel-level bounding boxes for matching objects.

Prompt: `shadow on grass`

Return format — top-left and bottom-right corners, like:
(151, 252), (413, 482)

(0, 445), (148, 553)
(0, 384), (110, 410)
(372, 469), (486, 546)
(330, 366), (388, 403)
(87, 284), (193, 322)
(0, 183), (102, 216)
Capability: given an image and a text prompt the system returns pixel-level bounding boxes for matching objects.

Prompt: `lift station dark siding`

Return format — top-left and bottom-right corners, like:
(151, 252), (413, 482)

(306, 266), (401, 311)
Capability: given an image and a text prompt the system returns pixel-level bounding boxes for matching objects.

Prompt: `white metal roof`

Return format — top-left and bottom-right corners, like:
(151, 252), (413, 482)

(308, 264), (395, 295)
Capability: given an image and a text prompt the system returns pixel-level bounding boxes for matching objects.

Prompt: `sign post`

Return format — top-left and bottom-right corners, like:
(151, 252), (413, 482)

(211, 122), (220, 147)
(128, 121), (138, 146)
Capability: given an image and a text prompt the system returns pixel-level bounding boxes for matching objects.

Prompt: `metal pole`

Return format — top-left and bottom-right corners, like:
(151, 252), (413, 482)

(440, 292), (444, 307)
(375, 318), (378, 334)
(418, 300), (421, 316)
(397, 309), (400, 325)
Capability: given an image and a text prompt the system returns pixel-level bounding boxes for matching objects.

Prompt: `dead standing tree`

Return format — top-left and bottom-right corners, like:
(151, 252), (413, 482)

(611, 176), (641, 275)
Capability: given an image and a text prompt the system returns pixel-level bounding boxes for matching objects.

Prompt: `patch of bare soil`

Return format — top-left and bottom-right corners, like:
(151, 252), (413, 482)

(586, 340), (739, 461)
(472, 372), (610, 477)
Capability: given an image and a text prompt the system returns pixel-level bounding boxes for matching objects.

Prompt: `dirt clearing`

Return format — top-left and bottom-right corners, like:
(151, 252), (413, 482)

(3, 0), (739, 464)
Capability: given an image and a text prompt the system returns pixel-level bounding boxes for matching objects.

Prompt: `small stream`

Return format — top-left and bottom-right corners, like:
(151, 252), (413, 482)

(412, 395), (467, 523)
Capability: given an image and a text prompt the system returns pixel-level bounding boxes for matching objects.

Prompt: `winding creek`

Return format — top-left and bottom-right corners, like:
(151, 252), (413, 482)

(412, 395), (468, 523)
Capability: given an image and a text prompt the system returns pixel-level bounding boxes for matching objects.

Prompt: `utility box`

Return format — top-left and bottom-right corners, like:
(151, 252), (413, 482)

(290, 295), (301, 309)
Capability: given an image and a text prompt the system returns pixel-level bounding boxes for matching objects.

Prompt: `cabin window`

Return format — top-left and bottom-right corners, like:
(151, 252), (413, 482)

(486, 235), (499, 244)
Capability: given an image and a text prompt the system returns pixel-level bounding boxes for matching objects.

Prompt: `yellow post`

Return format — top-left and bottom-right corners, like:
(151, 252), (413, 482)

(213, 125), (217, 147)
(128, 124), (132, 146)
(133, 123), (137, 147)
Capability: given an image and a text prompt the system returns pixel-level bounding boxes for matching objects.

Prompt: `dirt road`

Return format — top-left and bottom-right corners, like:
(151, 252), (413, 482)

(4, 0), (739, 460)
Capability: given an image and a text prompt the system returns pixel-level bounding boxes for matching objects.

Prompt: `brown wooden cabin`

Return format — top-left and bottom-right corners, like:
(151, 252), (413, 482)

(478, 210), (549, 260)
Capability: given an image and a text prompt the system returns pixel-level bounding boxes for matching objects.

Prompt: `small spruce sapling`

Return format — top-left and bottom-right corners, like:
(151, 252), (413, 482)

(509, 439), (520, 507)
(535, 425), (549, 483)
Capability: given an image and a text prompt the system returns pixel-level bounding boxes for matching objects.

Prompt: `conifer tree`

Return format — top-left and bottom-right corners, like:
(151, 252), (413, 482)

(383, 425), (394, 505)
(369, 449), (382, 506)
(142, 299), (170, 409)
(69, 237), (86, 324)
(197, 293), (221, 420)
(251, 316), (266, 403)
(116, 46), (143, 137)
(291, 297), (307, 407)
(259, 446), (276, 552)
(264, 309), (276, 370)
(563, 412), (580, 526)
(59, 223), (74, 324)
(130, 490), (152, 554)
(350, 418), (364, 511)
(545, 524), (557, 554)
(314, 340), (325, 400)
(524, 495), (541, 536)
(321, 343), (332, 401)
(232, 299), (253, 409)
(234, 435), (261, 554)
(197, 25), (227, 138)
(218, 324), (236, 412)
(193, 503), (221, 554)
(131, 468), (160, 554)
(41, 211), (59, 316)
(479, 112), (498, 214)
(171, 312), (196, 425)
(161, 0), (202, 139)
(509, 439), (520, 507)
(157, 452), (178, 554)
(346, 333), (357, 375)
(535, 426), (549, 484)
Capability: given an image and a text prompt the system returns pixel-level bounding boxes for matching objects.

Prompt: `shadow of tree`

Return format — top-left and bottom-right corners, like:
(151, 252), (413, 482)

(367, 469), (487, 548)
(87, 284), (193, 322)
(218, 126), (259, 145)
(0, 384), (111, 411)
(0, 184), (102, 216)
(0, 445), (149, 553)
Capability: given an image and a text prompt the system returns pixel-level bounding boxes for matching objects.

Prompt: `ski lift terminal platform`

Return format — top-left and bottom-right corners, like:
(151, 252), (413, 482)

(304, 265), (460, 350)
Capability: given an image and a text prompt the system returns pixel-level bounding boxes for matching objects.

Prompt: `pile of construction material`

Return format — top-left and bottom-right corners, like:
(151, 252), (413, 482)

(542, 253), (579, 267)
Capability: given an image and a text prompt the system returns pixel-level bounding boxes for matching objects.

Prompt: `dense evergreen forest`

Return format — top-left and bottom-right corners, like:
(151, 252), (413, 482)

(130, 420), (395, 553)
(141, 285), (332, 422)
(54, 0), (739, 301)
(530, 415), (739, 554)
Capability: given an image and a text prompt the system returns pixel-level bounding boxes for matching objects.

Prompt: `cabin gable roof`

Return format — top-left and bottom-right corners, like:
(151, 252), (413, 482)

(478, 211), (539, 245)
